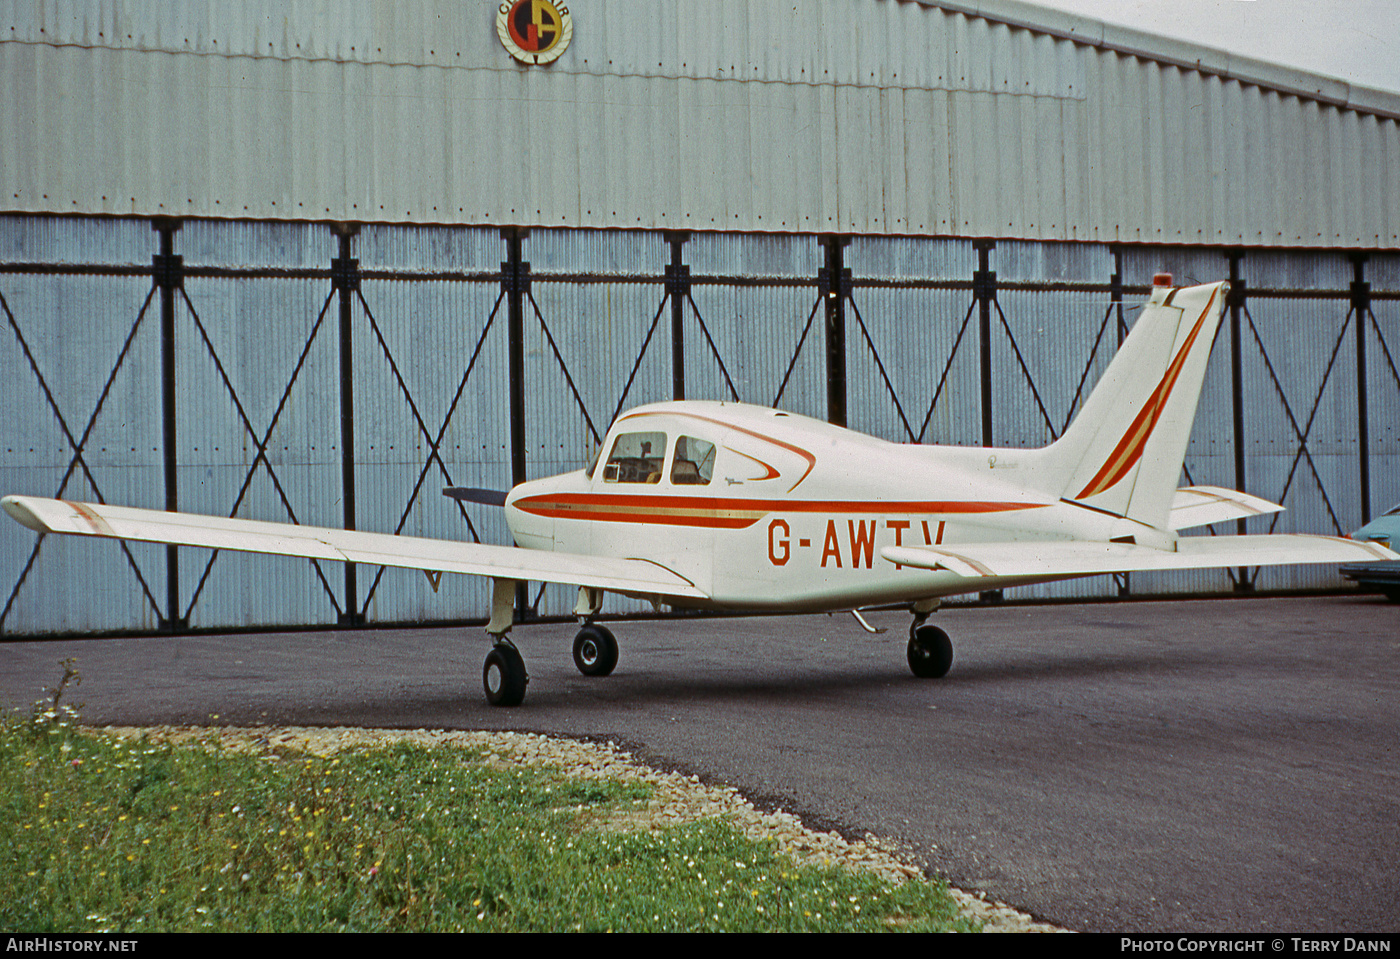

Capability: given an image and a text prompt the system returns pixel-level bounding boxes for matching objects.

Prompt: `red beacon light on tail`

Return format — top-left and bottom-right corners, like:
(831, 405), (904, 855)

(1153, 273), (1173, 287)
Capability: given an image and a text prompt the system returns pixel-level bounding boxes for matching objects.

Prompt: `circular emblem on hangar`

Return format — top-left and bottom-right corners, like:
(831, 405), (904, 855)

(497, 0), (573, 65)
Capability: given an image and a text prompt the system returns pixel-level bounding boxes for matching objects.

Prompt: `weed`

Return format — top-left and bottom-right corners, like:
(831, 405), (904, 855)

(29, 658), (82, 736)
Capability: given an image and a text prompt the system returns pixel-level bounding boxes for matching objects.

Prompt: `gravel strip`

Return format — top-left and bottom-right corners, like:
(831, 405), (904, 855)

(94, 724), (1065, 933)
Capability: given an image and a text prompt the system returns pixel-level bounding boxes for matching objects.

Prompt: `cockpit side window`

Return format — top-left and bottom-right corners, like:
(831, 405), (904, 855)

(671, 435), (715, 486)
(602, 431), (667, 483)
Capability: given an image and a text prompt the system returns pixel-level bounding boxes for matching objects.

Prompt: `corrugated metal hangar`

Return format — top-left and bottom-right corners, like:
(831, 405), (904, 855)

(2, 0), (1398, 634)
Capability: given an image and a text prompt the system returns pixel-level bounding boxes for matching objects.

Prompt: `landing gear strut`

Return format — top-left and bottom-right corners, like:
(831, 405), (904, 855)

(573, 624), (619, 676)
(480, 577), (528, 706)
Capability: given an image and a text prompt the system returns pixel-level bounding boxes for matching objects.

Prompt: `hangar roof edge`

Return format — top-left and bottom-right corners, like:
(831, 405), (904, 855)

(918, 0), (1400, 121)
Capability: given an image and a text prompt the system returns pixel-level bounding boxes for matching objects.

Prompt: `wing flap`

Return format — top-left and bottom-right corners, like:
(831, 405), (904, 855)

(2, 495), (707, 599)
(1168, 485), (1284, 530)
(881, 535), (1398, 579)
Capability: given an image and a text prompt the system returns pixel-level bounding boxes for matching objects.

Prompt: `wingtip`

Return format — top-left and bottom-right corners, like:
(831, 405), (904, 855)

(2, 494), (50, 533)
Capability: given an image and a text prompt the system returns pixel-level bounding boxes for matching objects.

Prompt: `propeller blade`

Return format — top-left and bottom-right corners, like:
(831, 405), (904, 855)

(443, 487), (508, 507)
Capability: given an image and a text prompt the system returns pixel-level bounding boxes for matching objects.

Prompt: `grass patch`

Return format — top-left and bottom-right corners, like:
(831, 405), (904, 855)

(1, 665), (976, 932)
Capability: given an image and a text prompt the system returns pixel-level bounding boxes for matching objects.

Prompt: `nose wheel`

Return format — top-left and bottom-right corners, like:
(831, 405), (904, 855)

(483, 642), (528, 706)
(907, 623), (953, 678)
(573, 624), (619, 676)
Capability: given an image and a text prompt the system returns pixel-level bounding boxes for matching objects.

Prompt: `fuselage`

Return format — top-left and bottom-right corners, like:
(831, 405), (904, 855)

(504, 401), (1129, 611)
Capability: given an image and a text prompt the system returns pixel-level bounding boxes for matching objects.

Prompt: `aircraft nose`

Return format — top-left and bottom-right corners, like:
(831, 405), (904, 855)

(504, 481), (554, 550)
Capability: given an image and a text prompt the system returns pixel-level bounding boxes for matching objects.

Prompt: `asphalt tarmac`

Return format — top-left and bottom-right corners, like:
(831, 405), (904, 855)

(1, 593), (1396, 933)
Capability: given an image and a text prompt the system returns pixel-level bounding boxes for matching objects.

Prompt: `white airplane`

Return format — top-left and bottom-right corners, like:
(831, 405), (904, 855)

(4, 278), (1394, 705)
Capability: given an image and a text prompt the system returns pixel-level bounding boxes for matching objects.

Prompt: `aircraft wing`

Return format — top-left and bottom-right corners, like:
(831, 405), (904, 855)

(1, 495), (708, 599)
(1168, 486), (1284, 530)
(881, 535), (1398, 579)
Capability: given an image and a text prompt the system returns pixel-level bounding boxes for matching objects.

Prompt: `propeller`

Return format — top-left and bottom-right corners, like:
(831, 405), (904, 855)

(443, 487), (508, 507)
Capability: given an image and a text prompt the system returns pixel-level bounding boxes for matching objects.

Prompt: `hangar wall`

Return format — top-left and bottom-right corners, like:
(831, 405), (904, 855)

(4, 0), (1399, 633)
(3, 0), (1399, 246)
(3, 216), (1398, 635)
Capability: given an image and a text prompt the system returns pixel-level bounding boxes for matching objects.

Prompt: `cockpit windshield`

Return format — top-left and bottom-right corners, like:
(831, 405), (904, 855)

(602, 431), (666, 483)
(596, 427), (719, 486)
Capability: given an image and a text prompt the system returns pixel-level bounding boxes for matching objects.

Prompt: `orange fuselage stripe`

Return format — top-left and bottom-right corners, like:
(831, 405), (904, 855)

(514, 494), (1047, 529)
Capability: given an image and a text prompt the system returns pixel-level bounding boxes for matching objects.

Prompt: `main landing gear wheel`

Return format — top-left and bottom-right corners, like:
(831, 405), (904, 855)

(483, 643), (528, 707)
(573, 624), (619, 677)
(907, 624), (953, 679)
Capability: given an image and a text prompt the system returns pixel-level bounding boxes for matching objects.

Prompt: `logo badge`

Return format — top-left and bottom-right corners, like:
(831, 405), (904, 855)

(497, 0), (573, 65)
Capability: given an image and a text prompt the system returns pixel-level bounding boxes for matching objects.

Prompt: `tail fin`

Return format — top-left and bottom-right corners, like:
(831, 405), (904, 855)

(1035, 280), (1228, 531)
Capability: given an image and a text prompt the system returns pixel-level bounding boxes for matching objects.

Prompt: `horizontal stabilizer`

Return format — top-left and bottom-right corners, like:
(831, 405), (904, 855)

(1168, 486), (1284, 531)
(881, 535), (1397, 579)
(2, 495), (707, 599)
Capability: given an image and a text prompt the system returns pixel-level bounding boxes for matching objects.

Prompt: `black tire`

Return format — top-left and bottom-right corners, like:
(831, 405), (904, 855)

(573, 624), (619, 677)
(483, 644), (528, 707)
(907, 624), (954, 678)
(1382, 585), (1400, 603)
